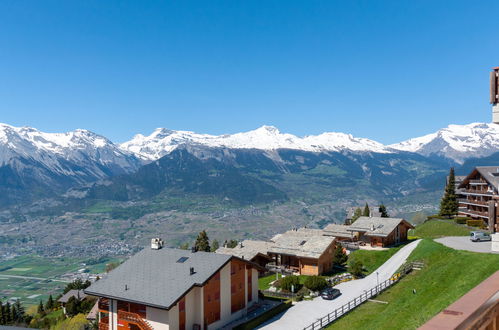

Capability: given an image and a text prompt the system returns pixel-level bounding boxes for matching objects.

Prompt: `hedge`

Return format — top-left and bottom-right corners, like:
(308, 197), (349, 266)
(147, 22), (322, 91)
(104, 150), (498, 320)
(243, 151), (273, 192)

(466, 219), (485, 228)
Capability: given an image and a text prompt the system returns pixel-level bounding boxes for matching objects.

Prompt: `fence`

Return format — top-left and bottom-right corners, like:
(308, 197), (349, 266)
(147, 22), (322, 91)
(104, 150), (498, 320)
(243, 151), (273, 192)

(303, 262), (417, 330)
(261, 290), (296, 300)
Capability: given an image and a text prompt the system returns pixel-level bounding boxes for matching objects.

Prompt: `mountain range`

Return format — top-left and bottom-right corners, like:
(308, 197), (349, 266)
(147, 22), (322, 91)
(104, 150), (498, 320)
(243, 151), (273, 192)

(1, 122), (498, 209)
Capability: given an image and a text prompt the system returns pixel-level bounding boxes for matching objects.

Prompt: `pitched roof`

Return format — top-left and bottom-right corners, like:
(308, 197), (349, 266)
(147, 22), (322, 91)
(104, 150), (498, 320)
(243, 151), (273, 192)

(459, 166), (499, 191)
(85, 248), (236, 310)
(58, 289), (87, 303)
(268, 228), (335, 259)
(322, 224), (354, 238)
(347, 217), (413, 237)
(215, 240), (274, 261)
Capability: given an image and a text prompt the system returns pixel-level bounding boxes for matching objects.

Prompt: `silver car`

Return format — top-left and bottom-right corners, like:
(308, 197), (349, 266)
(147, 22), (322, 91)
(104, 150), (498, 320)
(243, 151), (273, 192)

(470, 231), (492, 242)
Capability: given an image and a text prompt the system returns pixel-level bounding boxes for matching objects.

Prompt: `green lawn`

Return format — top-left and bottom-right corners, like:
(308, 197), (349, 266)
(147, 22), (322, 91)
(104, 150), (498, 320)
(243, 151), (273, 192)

(408, 220), (471, 238)
(326, 239), (499, 329)
(259, 273), (281, 290)
(347, 246), (403, 275)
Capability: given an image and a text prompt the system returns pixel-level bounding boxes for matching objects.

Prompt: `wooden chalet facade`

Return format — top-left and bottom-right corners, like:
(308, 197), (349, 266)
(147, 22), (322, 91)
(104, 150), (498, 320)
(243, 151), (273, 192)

(458, 167), (499, 232)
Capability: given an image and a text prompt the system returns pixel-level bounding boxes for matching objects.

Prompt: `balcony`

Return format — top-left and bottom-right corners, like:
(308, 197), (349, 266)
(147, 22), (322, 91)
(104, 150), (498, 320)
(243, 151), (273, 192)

(99, 316), (109, 330)
(458, 199), (489, 207)
(98, 298), (110, 311)
(460, 189), (493, 197)
(118, 311), (154, 330)
(469, 180), (488, 185)
(458, 209), (489, 219)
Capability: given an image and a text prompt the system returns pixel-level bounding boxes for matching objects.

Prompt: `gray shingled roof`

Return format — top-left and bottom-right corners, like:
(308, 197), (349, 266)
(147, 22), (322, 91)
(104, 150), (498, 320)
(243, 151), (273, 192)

(322, 224), (354, 238)
(85, 248), (232, 310)
(268, 229), (335, 259)
(347, 217), (413, 237)
(58, 289), (87, 303)
(215, 240), (274, 261)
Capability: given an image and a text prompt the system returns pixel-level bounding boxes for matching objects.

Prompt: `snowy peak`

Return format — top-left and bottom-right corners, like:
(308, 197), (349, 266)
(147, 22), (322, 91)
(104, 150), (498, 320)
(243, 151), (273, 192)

(120, 125), (391, 161)
(389, 122), (499, 163)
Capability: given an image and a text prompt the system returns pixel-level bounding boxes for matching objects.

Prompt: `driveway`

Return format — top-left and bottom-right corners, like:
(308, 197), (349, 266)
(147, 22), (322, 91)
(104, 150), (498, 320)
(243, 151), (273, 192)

(435, 236), (497, 254)
(258, 239), (421, 330)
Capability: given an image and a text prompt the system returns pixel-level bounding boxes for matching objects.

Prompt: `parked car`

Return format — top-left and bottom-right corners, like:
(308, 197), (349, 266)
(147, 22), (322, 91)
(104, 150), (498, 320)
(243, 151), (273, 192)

(470, 231), (491, 242)
(320, 288), (341, 300)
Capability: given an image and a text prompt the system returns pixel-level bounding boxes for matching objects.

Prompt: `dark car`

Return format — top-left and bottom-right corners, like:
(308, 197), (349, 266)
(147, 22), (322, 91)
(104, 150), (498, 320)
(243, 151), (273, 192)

(320, 288), (341, 300)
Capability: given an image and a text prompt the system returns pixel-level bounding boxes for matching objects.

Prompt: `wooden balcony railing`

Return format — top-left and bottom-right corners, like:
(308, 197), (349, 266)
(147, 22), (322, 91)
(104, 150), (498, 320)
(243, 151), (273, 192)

(118, 310), (154, 330)
(99, 316), (109, 330)
(458, 199), (489, 206)
(458, 209), (489, 219)
(462, 189), (493, 196)
(469, 180), (488, 185)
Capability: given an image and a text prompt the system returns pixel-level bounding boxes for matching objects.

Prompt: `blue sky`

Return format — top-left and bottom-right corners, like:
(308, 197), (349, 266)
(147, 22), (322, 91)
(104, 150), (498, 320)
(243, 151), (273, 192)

(0, 1), (498, 144)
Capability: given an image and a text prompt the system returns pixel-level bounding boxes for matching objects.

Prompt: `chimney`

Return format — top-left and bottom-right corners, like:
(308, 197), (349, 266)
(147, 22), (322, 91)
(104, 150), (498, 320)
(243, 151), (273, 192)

(239, 242), (243, 248)
(190, 267), (195, 275)
(370, 224), (375, 231)
(151, 238), (163, 250)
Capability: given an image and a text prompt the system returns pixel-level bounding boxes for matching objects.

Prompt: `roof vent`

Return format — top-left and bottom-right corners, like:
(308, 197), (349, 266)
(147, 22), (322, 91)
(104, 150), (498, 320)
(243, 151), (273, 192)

(239, 242), (244, 248)
(151, 238), (164, 250)
(190, 267), (195, 275)
(370, 224), (375, 231)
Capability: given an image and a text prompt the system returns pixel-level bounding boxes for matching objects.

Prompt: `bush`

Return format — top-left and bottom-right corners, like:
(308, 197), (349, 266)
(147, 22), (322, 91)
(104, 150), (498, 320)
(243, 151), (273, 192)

(279, 275), (300, 292)
(467, 219), (484, 228)
(349, 260), (364, 278)
(454, 217), (470, 224)
(304, 276), (328, 292)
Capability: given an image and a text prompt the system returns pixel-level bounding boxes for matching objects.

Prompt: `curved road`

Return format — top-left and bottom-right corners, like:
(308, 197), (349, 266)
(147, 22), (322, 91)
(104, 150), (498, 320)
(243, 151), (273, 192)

(258, 239), (421, 330)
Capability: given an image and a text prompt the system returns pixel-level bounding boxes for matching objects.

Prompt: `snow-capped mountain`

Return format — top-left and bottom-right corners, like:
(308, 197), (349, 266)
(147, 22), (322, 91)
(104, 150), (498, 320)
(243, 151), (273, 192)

(389, 123), (499, 164)
(0, 123), (144, 206)
(120, 125), (390, 161)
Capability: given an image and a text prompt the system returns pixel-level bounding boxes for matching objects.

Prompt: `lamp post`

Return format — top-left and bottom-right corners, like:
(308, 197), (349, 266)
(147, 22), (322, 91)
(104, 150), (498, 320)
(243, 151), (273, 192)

(376, 271), (379, 292)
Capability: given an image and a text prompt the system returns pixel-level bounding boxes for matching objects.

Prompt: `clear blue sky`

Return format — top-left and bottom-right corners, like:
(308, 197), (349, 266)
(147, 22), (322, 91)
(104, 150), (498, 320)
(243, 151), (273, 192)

(0, 1), (498, 144)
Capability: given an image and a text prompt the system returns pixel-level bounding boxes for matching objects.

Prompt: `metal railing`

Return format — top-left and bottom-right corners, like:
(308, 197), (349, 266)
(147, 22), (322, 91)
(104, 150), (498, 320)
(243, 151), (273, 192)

(118, 310), (154, 330)
(458, 199), (488, 206)
(261, 290), (296, 299)
(303, 262), (417, 330)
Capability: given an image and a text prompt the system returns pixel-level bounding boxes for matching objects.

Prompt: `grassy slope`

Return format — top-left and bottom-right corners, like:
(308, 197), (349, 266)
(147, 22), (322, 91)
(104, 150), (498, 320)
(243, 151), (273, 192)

(348, 246), (402, 275)
(409, 220), (471, 238)
(326, 239), (499, 329)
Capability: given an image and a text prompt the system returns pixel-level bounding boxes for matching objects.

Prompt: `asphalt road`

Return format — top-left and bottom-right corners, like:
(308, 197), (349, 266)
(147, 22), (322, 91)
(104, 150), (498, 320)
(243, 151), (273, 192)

(435, 236), (497, 254)
(258, 239), (422, 330)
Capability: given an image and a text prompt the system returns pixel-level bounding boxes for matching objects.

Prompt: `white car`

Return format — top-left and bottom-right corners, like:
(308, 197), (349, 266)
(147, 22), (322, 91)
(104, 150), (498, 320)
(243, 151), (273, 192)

(470, 231), (492, 242)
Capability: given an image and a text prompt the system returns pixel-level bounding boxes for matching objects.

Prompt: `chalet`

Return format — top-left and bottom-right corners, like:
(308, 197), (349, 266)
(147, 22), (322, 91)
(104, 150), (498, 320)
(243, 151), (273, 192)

(85, 241), (263, 330)
(58, 289), (88, 315)
(267, 228), (336, 276)
(325, 217), (413, 247)
(457, 166), (499, 232)
(215, 240), (274, 268)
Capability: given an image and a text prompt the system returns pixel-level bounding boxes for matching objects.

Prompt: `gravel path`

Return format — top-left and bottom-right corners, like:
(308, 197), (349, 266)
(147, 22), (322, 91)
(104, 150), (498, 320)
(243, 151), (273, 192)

(258, 239), (422, 330)
(435, 236), (497, 253)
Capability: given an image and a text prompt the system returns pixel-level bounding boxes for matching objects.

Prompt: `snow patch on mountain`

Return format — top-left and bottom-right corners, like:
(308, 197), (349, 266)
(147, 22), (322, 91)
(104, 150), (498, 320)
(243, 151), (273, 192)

(389, 123), (499, 163)
(120, 125), (390, 161)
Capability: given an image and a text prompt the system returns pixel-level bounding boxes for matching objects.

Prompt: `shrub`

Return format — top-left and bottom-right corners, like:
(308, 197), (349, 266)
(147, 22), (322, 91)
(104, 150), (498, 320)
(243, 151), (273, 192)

(304, 276), (328, 292)
(454, 217), (470, 224)
(279, 275), (300, 292)
(467, 219), (484, 228)
(349, 260), (364, 278)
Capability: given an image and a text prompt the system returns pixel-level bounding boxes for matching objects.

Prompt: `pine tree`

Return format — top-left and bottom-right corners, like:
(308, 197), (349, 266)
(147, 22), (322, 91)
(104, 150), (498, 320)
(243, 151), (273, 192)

(4, 302), (11, 324)
(45, 295), (54, 311)
(0, 300), (4, 325)
(210, 239), (219, 252)
(13, 300), (24, 323)
(439, 167), (459, 218)
(37, 300), (44, 314)
(194, 230), (211, 252)
(332, 245), (348, 266)
(363, 203), (370, 217)
(379, 204), (389, 218)
(352, 208), (362, 223)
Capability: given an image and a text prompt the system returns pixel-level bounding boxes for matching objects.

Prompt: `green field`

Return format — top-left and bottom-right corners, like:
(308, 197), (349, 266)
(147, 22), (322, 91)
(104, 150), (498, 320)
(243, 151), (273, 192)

(408, 219), (472, 238)
(0, 255), (123, 306)
(326, 239), (499, 329)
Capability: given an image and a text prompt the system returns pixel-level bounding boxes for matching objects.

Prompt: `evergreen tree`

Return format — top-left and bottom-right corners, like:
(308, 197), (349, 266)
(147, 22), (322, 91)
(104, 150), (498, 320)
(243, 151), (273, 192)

(194, 230), (211, 252)
(45, 295), (54, 311)
(332, 245), (348, 266)
(37, 300), (44, 314)
(13, 300), (24, 323)
(352, 208), (362, 223)
(9, 304), (15, 324)
(65, 296), (79, 317)
(4, 302), (11, 324)
(0, 299), (4, 325)
(439, 167), (459, 218)
(210, 239), (219, 252)
(379, 204), (389, 218)
(363, 203), (370, 217)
